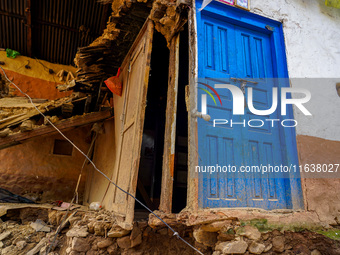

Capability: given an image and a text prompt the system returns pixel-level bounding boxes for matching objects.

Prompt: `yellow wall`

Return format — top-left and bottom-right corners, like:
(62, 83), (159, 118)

(0, 52), (76, 100)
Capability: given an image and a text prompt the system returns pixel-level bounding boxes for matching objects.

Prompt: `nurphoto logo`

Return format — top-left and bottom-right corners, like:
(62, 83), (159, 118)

(199, 83), (312, 128)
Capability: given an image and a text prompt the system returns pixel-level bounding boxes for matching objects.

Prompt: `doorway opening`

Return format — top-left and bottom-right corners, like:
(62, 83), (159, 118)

(135, 31), (169, 219)
(135, 24), (190, 217)
(172, 24), (189, 213)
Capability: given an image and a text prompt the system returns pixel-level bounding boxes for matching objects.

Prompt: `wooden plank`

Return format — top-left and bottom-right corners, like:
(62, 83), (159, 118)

(0, 110), (112, 150)
(159, 34), (180, 213)
(187, 9), (200, 211)
(0, 97), (79, 130)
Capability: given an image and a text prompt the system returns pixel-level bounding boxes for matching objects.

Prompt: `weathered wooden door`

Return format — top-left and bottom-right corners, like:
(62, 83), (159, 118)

(112, 20), (153, 228)
(196, 2), (303, 209)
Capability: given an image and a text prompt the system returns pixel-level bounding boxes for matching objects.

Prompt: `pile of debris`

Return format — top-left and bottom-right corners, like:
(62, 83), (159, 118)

(0, 93), (90, 139)
(0, 206), (195, 255)
(0, 72), (112, 150)
(73, 0), (189, 87)
(0, 205), (340, 255)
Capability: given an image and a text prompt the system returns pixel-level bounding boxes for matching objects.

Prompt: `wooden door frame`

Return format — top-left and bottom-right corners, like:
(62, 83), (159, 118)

(187, 0), (304, 211)
(159, 34), (181, 213)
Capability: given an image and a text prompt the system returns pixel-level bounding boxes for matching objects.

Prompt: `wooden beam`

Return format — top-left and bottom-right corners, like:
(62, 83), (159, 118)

(25, 0), (32, 57)
(159, 34), (180, 213)
(0, 110), (112, 150)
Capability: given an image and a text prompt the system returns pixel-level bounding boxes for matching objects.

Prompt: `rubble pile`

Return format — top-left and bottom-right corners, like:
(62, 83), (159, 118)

(58, 210), (195, 255)
(0, 207), (340, 255)
(0, 208), (195, 255)
(192, 222), (340, 255)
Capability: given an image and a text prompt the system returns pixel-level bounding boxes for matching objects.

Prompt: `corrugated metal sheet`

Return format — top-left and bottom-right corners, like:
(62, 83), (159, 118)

(0, 0), (28, 55)
(0, 0), (109, 65)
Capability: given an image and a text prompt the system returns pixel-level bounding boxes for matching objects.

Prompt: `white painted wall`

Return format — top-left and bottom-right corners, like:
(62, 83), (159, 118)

(250, 0), (340, 141)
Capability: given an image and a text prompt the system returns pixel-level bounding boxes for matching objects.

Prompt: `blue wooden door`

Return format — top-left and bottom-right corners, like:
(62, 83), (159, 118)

(196, 4), (298, 209)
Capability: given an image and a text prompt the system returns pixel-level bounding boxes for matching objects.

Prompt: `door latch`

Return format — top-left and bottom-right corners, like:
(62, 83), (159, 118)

(192, 109), (211, 122)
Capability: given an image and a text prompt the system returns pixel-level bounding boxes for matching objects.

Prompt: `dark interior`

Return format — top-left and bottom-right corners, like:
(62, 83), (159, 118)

(135, 24), (189, 216)
(135, 31), (169, 213)
(172, 24), (189, 213)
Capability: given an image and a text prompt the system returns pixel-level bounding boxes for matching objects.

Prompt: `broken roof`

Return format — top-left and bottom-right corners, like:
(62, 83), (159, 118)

(0, 92), (113, 150)
(0, 0), (188, 150)
(0, 0), (110, 65)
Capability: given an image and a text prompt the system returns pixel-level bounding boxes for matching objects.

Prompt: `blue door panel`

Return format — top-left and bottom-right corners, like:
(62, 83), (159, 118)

(197, 3), (301, 210)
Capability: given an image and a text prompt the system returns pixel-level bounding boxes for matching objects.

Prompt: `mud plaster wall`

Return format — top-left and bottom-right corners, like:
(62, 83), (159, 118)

(297, 135), (340, 225)
(249, 0), (340, 224)
(0, 126), (91, 202)
(0, 52), (75, 100)
(84, 119), (116, 208)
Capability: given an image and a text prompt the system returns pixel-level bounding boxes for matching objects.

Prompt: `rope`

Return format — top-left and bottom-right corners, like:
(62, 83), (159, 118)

(0, 66), (204, 255)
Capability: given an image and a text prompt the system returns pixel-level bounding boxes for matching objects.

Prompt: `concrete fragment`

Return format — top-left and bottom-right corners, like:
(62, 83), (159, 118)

(16, 240), (27, 250)
(0, 231), (11, 241)
(97, 239), (113, 249)
(71, 237), (91, 252)
(94, 222), (106, 236)
(39, 245), (48, 255)
(201, 220), (232, 232)
(215, 240), (248, 254)
(193, 227), (218, 247)
(44, 115), (59, 125)
(218, 228), (235, 241)
(311, 249), (322, 255)
(1, 245), (17, 255)
(107, 225), (130, 238)
(117, 236), (131, 249)
(272, 236), (285, 253)
(27, 237), (48, 255)
(69, 251), (84, 255)
(0, 128), (10, 138)
(248, 242), (265, 254)
(20, 120), (35, 132)
(263, 243), (272, 252)
(261, 233), (270, 240)
(212, 251), (221, 255)
(30, 220), (51, 232)
(236, 225), (261, 241)
(87, 221), (95, 234)
(66, 226), (89, 238)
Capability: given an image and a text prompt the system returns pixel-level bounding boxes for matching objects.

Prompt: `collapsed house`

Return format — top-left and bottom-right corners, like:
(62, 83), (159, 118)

(0, 0), (340, 254)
